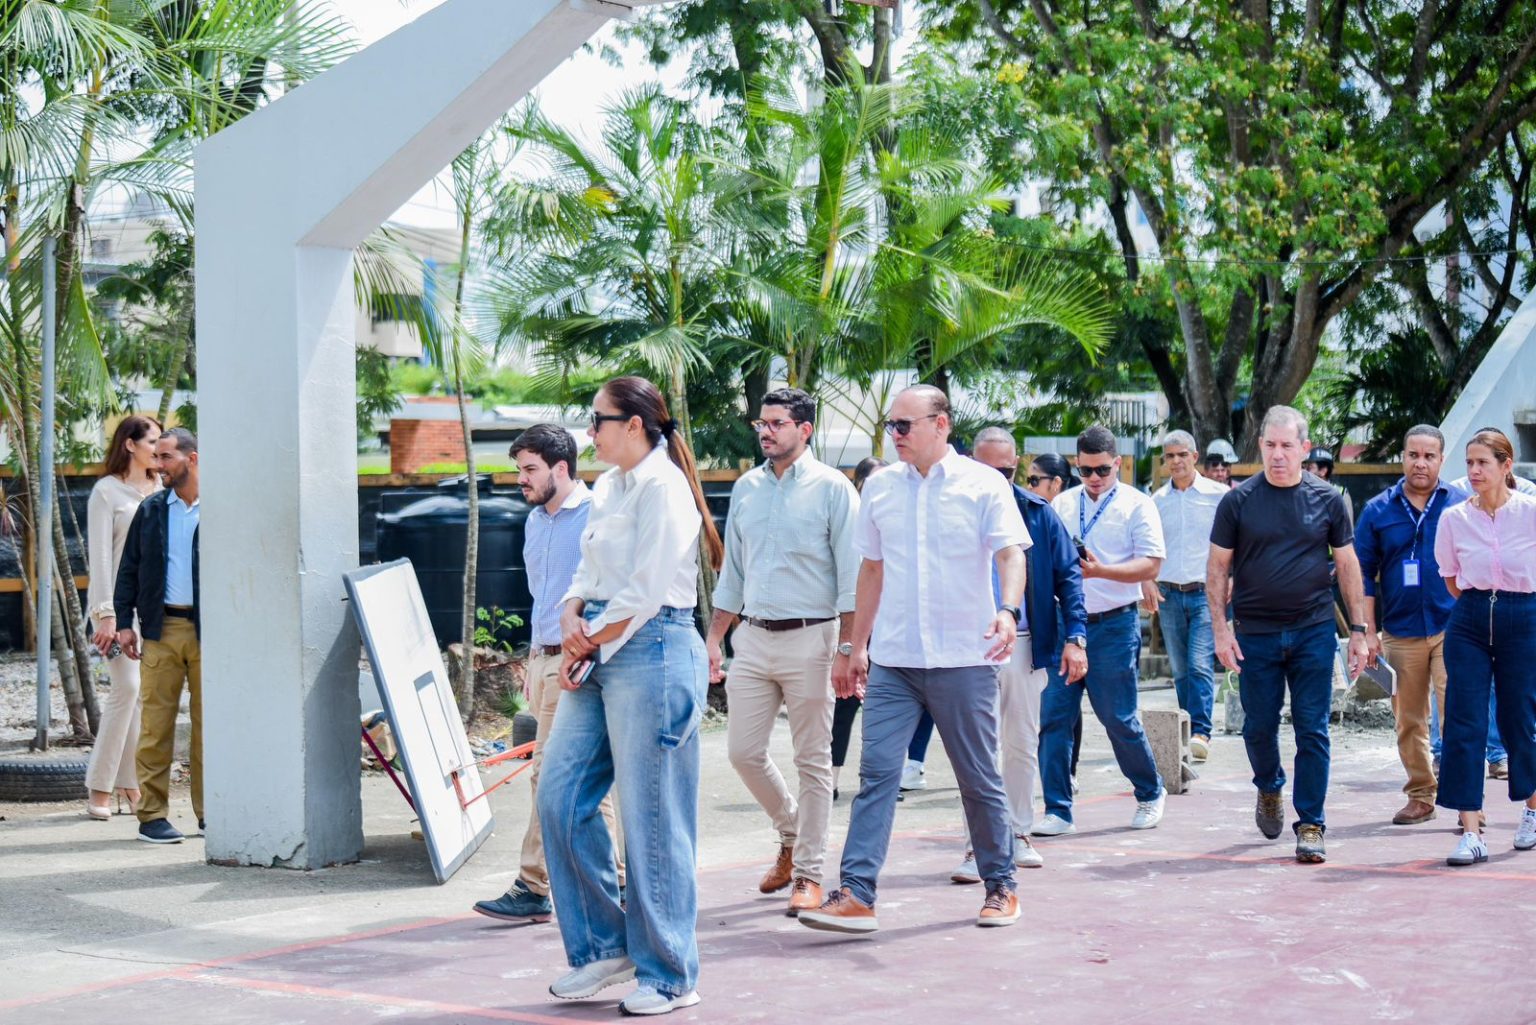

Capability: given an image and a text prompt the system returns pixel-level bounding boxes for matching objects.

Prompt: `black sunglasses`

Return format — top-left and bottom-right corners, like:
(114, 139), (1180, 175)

(1078, 464), (1117, 478)
(1026, 474), (1059, 487)
(882, 413), (940, 437)
(590, 411), (630, 430)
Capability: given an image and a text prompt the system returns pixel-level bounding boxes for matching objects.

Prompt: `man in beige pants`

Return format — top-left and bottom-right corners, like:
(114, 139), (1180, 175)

(472, 424), (622, 923)
(707, 388), (860, 917)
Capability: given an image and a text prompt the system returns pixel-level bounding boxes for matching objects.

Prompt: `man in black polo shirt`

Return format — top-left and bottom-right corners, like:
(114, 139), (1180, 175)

(1207, 407), (1369, 864)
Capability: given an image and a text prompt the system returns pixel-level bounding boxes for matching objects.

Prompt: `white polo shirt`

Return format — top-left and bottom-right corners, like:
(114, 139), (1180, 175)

(1152, 473), (1228, 586)
(1054, 483), (1165, 614)
(854, 447), (1029, 669)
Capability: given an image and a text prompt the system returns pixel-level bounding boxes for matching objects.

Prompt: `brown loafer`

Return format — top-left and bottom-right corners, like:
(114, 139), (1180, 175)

(786, 877), (823, 917)
(759, 844), (793, 894)
(1392, 799), (1437, 825)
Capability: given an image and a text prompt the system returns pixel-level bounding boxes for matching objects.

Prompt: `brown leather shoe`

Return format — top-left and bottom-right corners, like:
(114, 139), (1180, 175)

(977, 886), (1020, 927)
(786, 877), (823, 917)
(797, 887), (878, 934)
(759, 844), (793, 894)
(1392, 799), (1437, 825)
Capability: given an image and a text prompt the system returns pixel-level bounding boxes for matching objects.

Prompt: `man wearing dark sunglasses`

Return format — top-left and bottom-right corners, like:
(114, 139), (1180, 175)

(706, 388), (860, 917)
(1037, 425), (1167, 837)
(799, 385), (1029, 935)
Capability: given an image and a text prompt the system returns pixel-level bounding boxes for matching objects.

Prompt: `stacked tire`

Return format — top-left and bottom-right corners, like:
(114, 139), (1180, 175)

(0, 756), (89, 802)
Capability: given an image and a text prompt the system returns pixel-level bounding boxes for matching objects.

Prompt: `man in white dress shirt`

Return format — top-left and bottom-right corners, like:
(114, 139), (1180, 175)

(1145, 429), (1229, 761)
(707, 388), (860, 917)
(798, 385), (1028, 934)
(1036, 425), (1167, 836)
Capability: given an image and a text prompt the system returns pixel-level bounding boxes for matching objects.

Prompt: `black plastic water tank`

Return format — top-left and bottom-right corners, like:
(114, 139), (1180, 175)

(374, 475), (533, 648)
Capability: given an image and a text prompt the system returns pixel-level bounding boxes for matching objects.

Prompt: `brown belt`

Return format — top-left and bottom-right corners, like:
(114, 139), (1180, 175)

(744, 616), (835, 632)
(1161, 581), (1205, 594)
(534, 644), (562, 656)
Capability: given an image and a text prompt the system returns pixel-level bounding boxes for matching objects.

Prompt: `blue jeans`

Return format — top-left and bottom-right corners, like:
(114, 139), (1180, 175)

(1236, 620), (1335, 830)
(1039, 607), (1162, 822)
(1157, 584), (1216, 739)
(908, 710), (935, 762)
(839, 663), (1014, 905)
(537, 604), (707, 998)
(1436, 591), (1536, 812)
(1430, 684), (1507, 763)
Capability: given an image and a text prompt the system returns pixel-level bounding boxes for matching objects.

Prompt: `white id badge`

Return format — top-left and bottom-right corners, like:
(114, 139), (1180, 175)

(1402, 559), (1421, 587)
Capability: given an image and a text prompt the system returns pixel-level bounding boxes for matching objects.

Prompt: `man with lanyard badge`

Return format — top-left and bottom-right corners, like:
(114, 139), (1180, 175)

(1036, 425), (1166, 836)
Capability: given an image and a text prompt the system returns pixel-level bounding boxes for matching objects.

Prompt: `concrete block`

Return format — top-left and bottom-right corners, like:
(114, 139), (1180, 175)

(1143, 707), (1193, 795)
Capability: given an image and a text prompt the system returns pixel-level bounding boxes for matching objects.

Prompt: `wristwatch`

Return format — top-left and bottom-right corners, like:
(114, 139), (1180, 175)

(836, 642), (855, 657)
(1067, 635), (1087, 649)
(1349, 624), (1367, 635)
(999, 604), (1022, 624)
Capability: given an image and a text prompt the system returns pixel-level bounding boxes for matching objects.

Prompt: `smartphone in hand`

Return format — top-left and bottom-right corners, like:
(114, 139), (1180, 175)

(568, 659), (595, 686)
(1073, 537), (1090, 561)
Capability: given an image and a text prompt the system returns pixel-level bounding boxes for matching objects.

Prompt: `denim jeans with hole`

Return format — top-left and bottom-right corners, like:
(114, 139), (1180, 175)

(1236, 619), (1336, 830)
(1157, 585), (1216, 739)
(537, 603), (707, 998)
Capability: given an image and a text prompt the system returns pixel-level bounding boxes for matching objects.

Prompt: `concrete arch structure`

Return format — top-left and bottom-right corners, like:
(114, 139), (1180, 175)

(1440, 290), (1536, 477)
(195, 0), (669, 869)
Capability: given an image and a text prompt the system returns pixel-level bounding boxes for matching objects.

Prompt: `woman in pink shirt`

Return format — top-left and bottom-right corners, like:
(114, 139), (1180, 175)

(1433, 428), (1536, 866)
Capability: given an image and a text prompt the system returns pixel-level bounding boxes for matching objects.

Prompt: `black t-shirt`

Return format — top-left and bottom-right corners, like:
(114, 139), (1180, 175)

(1210, 472), (1353, 633)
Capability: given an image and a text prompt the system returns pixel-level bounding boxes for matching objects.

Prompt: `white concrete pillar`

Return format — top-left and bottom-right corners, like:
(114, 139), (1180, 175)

(195, 0), (666, 869)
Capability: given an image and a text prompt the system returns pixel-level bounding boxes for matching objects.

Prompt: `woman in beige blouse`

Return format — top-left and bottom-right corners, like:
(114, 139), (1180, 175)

(84, 414), (162, 819)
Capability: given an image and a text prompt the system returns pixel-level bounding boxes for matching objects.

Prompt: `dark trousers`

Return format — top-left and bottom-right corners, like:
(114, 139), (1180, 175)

(1237, 619), (1336, 830)
(831, 696), (861, 768)
(839, 663), (1014, 905)
(1438, 590), (1536, 812)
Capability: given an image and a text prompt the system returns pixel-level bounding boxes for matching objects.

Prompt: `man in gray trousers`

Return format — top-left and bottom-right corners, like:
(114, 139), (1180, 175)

(798, 385), (1029, 934)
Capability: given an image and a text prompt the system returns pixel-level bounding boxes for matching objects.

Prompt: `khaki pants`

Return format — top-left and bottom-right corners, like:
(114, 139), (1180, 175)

(85, 645), (142, 794)
(997, 641), (1050, 836)
(725, 620), (837, 880)
(520, 650), (623, 896)
(1383, 631), (1446, 802)
(136, 617), (201, 823)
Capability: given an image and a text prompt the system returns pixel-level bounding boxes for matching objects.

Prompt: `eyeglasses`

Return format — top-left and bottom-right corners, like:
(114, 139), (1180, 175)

(750, 418), (803, 434)
(882, 413), (939, 437)
(1078, 464), (1117, 478)
(1026, 475), (1052, 487)
(589, 411), (629, 430)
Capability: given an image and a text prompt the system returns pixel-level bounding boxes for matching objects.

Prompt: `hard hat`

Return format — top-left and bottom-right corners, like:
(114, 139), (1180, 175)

(1305, 446), (1334, 465)
(1204, 438), (1238, 464)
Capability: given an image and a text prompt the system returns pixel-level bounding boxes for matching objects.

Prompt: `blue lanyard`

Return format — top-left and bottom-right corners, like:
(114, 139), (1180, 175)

(1397, 488), (1442, 560)
(1079, 486), (1118, 540)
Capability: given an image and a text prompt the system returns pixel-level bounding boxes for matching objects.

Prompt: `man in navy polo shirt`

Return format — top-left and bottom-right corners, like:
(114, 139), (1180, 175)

(1355, 424), (1468, 825)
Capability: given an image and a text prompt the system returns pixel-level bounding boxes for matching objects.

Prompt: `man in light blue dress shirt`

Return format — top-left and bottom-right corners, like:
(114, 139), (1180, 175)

(706, 388), (860, 917)
(473, 424), (622, 923)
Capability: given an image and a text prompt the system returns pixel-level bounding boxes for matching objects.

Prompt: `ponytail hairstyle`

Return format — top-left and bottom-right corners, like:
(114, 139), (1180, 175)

(1469, 427), (1518, 489)
(599, 376), (725, 571)
(103, 414), (162, 481)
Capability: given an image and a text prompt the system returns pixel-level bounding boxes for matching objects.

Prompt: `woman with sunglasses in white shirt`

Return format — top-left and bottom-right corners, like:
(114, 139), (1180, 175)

(537, 376), (723, 1017)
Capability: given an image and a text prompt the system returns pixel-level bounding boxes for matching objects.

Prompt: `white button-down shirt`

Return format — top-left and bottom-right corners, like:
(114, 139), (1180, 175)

(1152, 473), (1228, 585)
(564, 444), (702, 661)
(1054, 484), (1165, 613)
(855, 447), (1029, 669)
(712, 450), (860, 619)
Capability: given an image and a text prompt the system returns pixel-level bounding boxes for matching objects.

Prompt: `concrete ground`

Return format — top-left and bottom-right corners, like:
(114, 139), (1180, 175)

(2, 686), (1533, 1024)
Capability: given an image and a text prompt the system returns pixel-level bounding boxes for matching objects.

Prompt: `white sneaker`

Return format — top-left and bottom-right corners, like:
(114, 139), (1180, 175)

(1032, 813), (1076, 837)
(619, 986), (701, 1016)
(1014, 834), (1044, 868)
(1070, 775), (1080, 795)
(900, 759), (927, 792)
(550, 955), (636, 999)
(1190, 735), (1210, 762)
(1516, 810), (1536, 851)
(1131, 792), (1165, 830)
(1447, 831), (1489, 867)
(950, 849), (981, 883)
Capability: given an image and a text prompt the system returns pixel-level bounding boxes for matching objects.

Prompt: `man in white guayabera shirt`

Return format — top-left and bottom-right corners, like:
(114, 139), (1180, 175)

(798, 385), (1029, 935)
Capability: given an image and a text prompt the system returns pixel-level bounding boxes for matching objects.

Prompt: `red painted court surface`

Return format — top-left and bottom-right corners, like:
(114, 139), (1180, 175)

(6, 771), (1536, 1025)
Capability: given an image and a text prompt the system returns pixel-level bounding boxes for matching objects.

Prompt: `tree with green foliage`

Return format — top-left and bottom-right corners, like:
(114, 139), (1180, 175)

(924, 0), (1536, 454)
